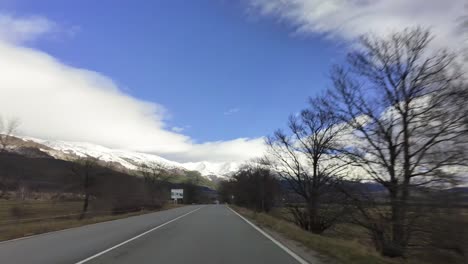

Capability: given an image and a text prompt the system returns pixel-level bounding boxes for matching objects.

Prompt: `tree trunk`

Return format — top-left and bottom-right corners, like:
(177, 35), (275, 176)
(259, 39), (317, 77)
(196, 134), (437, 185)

(308, 196), (325, 234)
(80, 192), (89, 219)
(381, 186), (408, 258)
(390, 199), (406, 256)
(80, 172), (90, 220)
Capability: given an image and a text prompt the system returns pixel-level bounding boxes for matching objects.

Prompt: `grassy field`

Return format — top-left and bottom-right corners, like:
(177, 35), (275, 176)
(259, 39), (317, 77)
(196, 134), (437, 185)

(232, 206), (396, 264)
(267, 205), (468, 264)
(232, 205), (468, 264)
(0, 199), (183, 241)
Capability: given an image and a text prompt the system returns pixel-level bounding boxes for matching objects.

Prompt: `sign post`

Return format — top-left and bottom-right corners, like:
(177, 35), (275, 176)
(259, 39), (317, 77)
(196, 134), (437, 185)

(171, 189), (183, 204)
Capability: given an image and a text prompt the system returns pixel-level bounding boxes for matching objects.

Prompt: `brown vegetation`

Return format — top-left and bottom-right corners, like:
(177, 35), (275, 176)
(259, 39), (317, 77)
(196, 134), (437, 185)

(233, 205), (468, 264)
(0, 148), (213, 241)
(0, 200), (183, 241)
(264, 100), (350, 234)
(218, 164), (280, 212)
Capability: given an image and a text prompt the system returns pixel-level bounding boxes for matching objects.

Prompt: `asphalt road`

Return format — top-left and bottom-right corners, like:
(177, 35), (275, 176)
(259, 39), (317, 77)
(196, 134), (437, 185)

(0, 205), (307, 264)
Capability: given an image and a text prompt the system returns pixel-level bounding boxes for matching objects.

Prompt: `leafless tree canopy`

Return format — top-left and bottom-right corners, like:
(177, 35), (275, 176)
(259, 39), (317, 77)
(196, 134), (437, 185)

(324, 28), (468, 257)
(0, 117), (20, 152)
(136, 162), (171, 208)
(70, 156), (101, 219)
(218, 163), (280, 213)
(265, 100), (350, 233)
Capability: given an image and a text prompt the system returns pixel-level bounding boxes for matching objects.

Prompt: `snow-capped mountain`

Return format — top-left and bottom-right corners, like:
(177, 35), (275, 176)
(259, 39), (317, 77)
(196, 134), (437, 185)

(182, 161), (242, 177)
(21, 137), (243, 178)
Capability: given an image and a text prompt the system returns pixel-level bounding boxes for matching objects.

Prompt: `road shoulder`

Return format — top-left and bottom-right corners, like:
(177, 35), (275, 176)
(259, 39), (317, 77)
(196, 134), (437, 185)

(230, 206), (329, 264)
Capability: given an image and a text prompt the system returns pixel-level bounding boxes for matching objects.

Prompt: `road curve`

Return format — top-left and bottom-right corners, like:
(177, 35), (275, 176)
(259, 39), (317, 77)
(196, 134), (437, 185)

(0, 205), (306, 264)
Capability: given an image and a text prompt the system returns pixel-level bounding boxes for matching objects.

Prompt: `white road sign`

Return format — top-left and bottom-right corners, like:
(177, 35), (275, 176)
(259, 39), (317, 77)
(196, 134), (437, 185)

(171, 189), (183, 199)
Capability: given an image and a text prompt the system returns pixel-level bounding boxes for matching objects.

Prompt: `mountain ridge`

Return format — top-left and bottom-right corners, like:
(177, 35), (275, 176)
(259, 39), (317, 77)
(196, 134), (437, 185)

(19, 136), (243, 179)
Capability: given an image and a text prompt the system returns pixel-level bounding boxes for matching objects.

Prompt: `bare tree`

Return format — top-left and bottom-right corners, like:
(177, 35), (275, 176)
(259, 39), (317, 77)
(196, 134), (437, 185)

(70, 156), (100, 219)
(137, 162), (171, 208)
(265, 102), (349, 234)
(221, 164), (280, 212)
(0, 117), (20, 152)
(325, 28), (468, 257)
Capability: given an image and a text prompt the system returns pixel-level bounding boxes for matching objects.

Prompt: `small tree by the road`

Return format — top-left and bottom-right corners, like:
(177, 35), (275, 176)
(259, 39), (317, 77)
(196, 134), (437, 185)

(265, 103), (350, 233)
(70, 156), (100, 219)
(0, 117), (20, 152)
(137, 162), (171, 208)
(324, 28), (468, 257)
(222, 164), (280, 212)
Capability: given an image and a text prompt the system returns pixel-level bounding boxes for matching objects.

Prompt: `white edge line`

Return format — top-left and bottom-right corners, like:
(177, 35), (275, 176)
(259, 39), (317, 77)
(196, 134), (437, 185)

(228, 206), (309, 264)
(75, 206), (203, 264)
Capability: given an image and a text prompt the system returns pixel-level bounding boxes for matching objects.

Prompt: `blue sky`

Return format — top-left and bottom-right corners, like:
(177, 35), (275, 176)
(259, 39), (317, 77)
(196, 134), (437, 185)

(4, 0), (339, 142)
(0, 0), (464, 162)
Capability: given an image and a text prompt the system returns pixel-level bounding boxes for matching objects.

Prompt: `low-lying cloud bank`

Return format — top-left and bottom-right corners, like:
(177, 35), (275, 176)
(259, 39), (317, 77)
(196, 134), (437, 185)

(0, 14), (266, 163)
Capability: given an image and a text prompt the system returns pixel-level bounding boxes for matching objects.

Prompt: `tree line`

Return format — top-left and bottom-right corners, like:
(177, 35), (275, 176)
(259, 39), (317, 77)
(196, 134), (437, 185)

(221, 28), (468, 259)
(60, 158), (213, 217)
(218, 164), (280, 213)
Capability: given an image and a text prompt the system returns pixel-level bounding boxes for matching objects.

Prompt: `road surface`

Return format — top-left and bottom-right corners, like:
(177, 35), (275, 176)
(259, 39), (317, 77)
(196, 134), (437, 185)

(0, 205), (308, 264)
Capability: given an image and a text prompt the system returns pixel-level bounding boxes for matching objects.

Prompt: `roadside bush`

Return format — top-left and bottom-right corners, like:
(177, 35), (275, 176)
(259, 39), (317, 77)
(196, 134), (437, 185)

(9, 205), (26, 220)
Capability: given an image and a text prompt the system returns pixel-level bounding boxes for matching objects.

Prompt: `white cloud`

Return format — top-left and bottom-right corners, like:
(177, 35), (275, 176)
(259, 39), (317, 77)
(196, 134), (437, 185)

(171, 126), (185, 133)
(0, 14), (58, 44)
(224, 108), (240, 115)
(165, 137), (266, 163)
(0, 14), (265, 163)
(248, 0), (467, 52)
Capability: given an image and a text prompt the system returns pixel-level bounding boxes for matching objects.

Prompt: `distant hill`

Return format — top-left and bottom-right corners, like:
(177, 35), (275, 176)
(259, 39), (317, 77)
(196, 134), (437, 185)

(0, 135), (221, 193)
(16, 136), (243, 179)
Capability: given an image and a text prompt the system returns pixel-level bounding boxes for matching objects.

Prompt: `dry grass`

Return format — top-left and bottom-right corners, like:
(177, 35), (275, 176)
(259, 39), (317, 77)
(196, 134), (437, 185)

(0, 200), (183, 241)
(233, 206), (468, 264)
(232, 206), (400, 264)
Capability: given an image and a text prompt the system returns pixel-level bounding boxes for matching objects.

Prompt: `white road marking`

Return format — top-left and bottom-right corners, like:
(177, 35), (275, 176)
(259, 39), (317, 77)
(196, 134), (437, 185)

(228, 206), (309, 264)
(75, 206), (204, 264)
